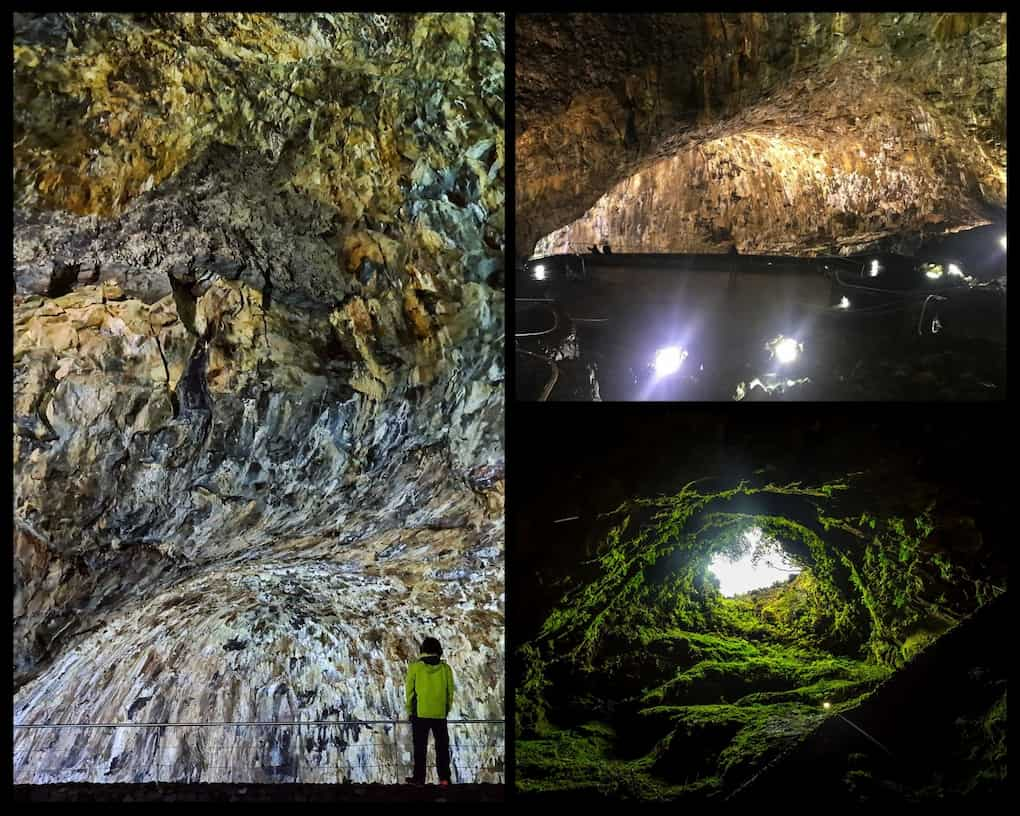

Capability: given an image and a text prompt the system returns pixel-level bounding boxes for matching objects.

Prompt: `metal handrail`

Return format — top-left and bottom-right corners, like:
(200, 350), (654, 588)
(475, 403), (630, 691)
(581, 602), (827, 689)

(13, 718), (504, 785)
(515, 349), (559, 401)
(13, 718), (504, 729)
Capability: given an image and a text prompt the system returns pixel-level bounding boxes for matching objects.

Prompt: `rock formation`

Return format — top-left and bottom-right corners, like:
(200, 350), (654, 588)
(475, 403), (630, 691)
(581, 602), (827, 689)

(516, 13), (1006, 256)
(13, 12), (504, 784)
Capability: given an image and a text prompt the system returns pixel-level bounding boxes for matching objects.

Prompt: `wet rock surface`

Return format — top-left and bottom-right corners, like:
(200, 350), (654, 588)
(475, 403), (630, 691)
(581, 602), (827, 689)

(13, 12), (504, 784)
(517, 13), (1006, 256)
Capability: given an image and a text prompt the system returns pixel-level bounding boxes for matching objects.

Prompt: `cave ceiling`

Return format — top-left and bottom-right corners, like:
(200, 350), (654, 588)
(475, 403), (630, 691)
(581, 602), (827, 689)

(13, 12), (504, 784)
(516, 13), (1006, 256)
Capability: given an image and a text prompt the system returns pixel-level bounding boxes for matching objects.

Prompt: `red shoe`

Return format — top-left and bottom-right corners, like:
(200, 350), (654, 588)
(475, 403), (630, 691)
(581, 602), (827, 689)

(439, 780), (450, 788)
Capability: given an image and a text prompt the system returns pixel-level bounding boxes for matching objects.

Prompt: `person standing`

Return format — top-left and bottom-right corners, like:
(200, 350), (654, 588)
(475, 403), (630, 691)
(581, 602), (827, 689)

(405, 636), (455, 786)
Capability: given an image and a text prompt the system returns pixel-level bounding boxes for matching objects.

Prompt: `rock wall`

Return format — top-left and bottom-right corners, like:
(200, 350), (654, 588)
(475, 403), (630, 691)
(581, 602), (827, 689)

(517, 13), (1006, 255)
(13, 12), (504, 784)
(515, 476), (1006, 799)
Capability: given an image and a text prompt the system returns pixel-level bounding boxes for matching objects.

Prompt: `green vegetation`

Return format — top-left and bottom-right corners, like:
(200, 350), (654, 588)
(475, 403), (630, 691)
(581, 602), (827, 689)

(517, 478), (1004, 800)
(515, 642), (551, 738)
(955, 689), (1007, 794)
(516, 722), (698, 800)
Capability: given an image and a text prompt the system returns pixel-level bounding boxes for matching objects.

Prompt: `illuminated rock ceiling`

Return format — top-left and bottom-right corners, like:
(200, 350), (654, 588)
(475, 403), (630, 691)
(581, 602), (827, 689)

(517, 13), (1006, 255)
(13, 12), (504, 783)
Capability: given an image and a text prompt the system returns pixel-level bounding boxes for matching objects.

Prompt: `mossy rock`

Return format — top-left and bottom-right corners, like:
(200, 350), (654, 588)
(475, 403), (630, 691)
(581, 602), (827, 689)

(518, 476), (1004, 800)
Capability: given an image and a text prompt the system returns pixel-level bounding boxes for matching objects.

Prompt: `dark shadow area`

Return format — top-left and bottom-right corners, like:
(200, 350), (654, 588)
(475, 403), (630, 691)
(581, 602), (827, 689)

(515, 231), (1006, 401)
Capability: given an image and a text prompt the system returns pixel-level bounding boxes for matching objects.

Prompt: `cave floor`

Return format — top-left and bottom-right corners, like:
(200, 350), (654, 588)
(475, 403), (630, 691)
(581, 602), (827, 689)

(517, 269), (1005, 400)
(14, 783), (505, 802)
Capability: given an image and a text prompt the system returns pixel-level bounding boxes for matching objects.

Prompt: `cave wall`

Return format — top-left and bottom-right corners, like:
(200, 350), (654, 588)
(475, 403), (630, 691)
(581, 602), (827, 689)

(528, 478), (1002, 670)
(13, 12), (504, 783)
(515, 475), (1006, 799)
(15, 559), (503, 783)
(517, 13), (1006, 255)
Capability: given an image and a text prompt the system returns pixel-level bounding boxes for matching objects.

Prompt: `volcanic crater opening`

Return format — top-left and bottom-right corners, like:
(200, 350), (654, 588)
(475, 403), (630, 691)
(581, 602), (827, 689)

(707, 527), (803, 598)
(513, 413), (1007, 803)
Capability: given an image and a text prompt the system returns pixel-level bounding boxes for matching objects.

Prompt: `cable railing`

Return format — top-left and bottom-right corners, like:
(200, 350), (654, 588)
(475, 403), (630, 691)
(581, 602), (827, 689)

(13, 718), (501, 728)
(13, 719), (505, 785)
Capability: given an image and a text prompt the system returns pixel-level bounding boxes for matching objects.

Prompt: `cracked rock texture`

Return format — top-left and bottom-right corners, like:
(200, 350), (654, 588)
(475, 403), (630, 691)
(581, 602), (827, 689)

(517, 13), (1006, 256)
(13, 12), (504, 784)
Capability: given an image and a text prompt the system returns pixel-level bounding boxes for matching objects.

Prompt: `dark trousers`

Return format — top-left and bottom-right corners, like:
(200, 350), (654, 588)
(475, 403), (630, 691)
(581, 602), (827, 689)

(411, 717), (451, 783)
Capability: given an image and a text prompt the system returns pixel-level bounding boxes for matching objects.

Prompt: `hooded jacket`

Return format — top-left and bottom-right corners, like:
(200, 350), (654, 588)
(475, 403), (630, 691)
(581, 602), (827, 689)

(405, 653), (454, 719)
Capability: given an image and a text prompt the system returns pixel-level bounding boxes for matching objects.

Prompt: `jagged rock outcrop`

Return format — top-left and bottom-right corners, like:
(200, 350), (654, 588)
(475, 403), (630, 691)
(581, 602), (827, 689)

(13, 12), (504, 784)
(517, 13), (1006, 255)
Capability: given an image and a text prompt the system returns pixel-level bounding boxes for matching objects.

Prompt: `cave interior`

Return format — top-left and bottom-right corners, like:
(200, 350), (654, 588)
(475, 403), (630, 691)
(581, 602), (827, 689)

(13, 12), (505, 790)
(513, 12), (1007, 401)
(513, 411), (1007, 803)
(517, 12), (1006, 258)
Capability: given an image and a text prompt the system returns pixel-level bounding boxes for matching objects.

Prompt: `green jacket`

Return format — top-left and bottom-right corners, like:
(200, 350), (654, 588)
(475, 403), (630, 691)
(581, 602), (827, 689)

(405, 654), (454, 719)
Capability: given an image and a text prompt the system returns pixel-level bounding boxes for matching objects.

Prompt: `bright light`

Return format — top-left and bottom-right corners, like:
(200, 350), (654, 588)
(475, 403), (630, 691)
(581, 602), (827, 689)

(838, 296), (851, 309)
(653, 345), (687, 377)
(923, 263), (944, 279)
(947, 263), (963, 278)
(708, 529), (802, 597)
(823, 701), (832, 710)
(775, 337), (800, 364)
(869, 259), (881, 277)
(1001, 235), (1007, 251)
(532, 264), (547, 281)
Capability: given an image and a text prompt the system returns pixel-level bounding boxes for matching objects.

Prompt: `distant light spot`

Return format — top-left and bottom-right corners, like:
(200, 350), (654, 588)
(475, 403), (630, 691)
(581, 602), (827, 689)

(708, 528), (802, 597)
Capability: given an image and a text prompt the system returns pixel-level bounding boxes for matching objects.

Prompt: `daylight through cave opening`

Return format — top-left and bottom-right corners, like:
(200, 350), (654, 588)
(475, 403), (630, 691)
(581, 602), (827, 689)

(707, 527), (803, 598)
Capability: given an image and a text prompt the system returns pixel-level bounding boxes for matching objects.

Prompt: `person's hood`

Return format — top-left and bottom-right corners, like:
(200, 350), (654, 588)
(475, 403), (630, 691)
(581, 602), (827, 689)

(420, 654), (442, 666)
